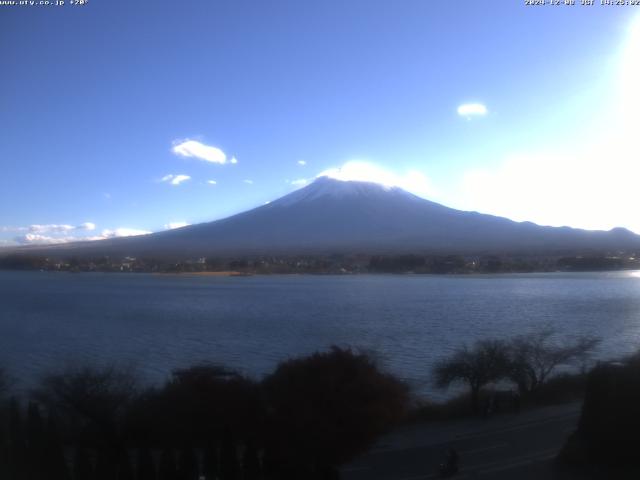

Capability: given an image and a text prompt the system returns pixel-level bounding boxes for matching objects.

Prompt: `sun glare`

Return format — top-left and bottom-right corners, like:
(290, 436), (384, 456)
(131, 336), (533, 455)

(618, 15), (640, 128)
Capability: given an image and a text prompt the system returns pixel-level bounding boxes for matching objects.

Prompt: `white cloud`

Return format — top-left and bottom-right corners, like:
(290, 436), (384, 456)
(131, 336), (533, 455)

(0, 226), (27, 232)
(0, 222), (96, 235)
(171, 175), (191, 185)
(15, 234), (74, 245)
(207, 180), (217, 185)
(164, 222), (190, 230)
(318, 161), (435, 199)
(457, 103), (488, 118)
(13, 226), (152, 245)
(290, 178), (309, 187)
(161, 174), (191, 186)
(78, 222), (96, 231)
(230, 156), (238, 164)
(29, 224), (75, 233)
(172, 139), (228, 164)
(297, 160), (307, 166)
(243, 179), (254, 185)
(101, 228), (151, 238)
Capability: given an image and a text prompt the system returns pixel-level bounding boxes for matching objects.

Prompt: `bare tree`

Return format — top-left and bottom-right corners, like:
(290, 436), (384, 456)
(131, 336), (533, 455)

(507, 328), (600, 394)
(433, 339), (510, 413)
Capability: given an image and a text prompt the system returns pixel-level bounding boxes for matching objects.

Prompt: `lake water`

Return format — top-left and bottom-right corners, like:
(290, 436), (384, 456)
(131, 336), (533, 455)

(1, 270), (640, 397)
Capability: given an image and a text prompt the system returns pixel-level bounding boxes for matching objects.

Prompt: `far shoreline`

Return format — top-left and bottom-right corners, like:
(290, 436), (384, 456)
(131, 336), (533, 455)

(154, 271), (253, 277)
(1, 268), (639, 277)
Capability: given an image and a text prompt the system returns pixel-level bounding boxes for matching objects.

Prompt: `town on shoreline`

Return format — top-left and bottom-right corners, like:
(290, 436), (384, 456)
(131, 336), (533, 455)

(0, 251), (639, 275)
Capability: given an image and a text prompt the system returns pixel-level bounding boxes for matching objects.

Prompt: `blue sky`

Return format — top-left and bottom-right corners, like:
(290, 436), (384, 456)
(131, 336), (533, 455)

(1, 1), (639, 245)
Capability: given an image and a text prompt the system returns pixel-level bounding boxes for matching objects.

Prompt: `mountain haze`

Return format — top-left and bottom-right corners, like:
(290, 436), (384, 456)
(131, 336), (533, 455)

(12, 177), (640, 258)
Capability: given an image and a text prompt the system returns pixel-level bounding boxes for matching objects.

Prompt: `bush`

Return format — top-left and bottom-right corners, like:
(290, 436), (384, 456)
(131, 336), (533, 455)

(125, 364), (262, 447)
(262, 346), (409, 474)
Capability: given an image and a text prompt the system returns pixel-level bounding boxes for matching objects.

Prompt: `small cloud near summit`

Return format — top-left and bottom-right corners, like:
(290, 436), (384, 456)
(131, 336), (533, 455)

(318, 160), (435, 199)
(164, 222), (190, 230)
(101, 228), (151, 238)
(78, 222), (96, 231)
(457, 103), (488, 118)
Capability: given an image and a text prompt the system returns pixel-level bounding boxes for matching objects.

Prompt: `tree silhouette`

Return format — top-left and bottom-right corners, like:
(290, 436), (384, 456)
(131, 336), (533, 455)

(95, 448), (116, 480)
(33, 364), (138, 451)
(159, 448), (178, 480)
(73, 446), (94, 480)
(242, 438), (260, 480)
(0, 367), (10, 399)
(434, 339), (510, 413)
(507, 329), (600, 394)
(130, 364), (262, 447)
(8, 398), (26, 480)
(202, 442), (218, 480)
(115, 448), (134, 480)
(137, 446), (156, 480)
(177, 445), (198, 480)
(44, 413), (70, 480)
(26, 402), (47, 479)
(219, 427), (239, 480)
(263, 346), (409, 473)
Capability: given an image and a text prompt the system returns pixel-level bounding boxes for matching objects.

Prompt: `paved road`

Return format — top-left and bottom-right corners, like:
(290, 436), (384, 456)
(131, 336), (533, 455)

(341, 403), (582, 480)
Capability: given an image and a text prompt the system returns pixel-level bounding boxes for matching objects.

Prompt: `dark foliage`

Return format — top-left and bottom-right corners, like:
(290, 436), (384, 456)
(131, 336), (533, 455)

(73, 446), (95, 480)
(177, 445), (198, 480)
(557, 256), (625, 271)
(219, 427), (239, 480)
(243, 437), (261, 480)
(0, 254), (48, 270)
(564, 361), (640, 465)
(137, 446), (156, 480)
(202, 442), (219, 480)
(0, 347), (410, 478)
(95, 448), (117, 480)
(158, 448), (178, 480)
(262, 346), (409, 473)
(32, 364), (139, 449)
(116, 449), (134, 480)
(44, 413), (71, 480)
(125, 364), (262, 447)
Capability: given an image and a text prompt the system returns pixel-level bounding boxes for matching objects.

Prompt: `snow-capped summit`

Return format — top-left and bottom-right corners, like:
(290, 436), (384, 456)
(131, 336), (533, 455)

(273, 176), (418, 207)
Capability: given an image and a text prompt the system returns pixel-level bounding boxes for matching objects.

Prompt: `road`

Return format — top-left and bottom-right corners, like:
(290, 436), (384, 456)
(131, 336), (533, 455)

(341, 403), (582, 480)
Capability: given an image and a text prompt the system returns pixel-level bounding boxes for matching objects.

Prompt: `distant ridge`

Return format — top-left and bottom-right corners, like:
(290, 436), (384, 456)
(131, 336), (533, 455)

(6, 177), (640, 258)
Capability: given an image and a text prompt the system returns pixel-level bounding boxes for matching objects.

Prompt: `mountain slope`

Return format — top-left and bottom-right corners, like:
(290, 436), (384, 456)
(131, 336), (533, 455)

(14, 177), (640, 257)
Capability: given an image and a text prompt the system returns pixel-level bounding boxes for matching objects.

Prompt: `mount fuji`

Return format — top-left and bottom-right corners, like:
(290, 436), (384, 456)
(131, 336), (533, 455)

(14, 177), (640, 257)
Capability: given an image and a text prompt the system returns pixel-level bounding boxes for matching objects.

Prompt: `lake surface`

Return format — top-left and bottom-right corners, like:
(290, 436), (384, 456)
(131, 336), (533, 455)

(1, 270), (640, 397)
